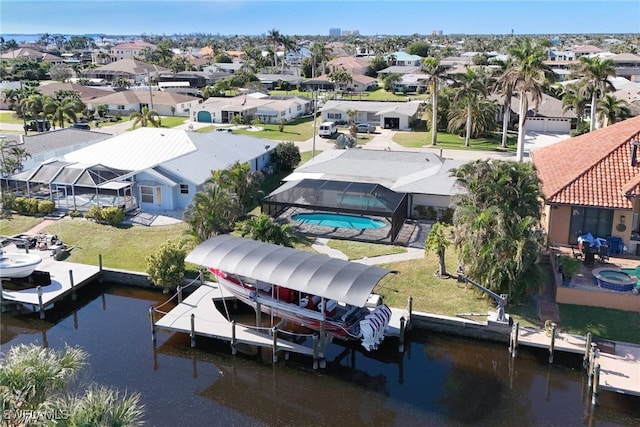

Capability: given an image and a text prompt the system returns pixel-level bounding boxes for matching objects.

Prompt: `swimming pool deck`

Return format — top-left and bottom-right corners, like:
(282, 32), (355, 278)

(517, 327), (640, 397)
(1, 246), (101, 317)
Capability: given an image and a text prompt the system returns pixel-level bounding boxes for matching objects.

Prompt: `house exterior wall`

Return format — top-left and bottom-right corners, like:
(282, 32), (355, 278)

(526, 117), (571, 134)
(545, 204), (572, 245)
(133, 171), (175, 212)
(410, 194), (452, 218)
(556, 286), (640, 312)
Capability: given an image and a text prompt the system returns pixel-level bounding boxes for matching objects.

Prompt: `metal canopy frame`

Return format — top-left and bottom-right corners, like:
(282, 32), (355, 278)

(185, 235), (393, 307)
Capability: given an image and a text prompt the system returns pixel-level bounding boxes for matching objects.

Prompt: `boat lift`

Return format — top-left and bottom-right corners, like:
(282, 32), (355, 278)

(457, 269), (509, 324)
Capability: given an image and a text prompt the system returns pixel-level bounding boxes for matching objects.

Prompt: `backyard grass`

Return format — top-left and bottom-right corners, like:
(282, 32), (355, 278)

(0, 215), (44, 237)
(393, 129), (517, 151)
(556, 304), (640, 344)
(327, 240), (406, 260)
(37, 218), (191, 273)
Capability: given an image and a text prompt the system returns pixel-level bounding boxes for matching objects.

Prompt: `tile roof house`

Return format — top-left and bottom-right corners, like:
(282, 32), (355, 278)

(81, 59), (169, 84)
(0, 48), (63, 64)
(489, 93), (577, 134)
(326, 57), (371, 75)
(110, 41), (156, 62)
(36, 83), (113, 103)
(85, 90), (200, 117)
(532, 115), (640, 249)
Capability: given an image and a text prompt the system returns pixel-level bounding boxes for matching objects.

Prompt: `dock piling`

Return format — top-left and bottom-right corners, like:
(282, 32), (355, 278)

(312, 334), (319, 370)
(98, 254), (103, 272)
(37, 286), (44, 319)
(549, 323), (557, 364)
(587, 343), (597, 386)
(591, 364), (600, 405)
(510, 322), (519, 357)
(399, 316), (406, 353)
(148, 306), (156, 342)
(272, 327), (278, 363)
(231, 320), (237, 355)
(177, 286), (182, 304)
(407, 297), (413, 331)
(69, 270), (76, 300)
(190, 313), (196, 348)
(583, 332), (592, 370)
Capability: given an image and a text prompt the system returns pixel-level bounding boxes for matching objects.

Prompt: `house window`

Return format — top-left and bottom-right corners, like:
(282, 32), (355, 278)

(140, 186), (154, 203)
(180, 184), (189, 194)
(568, 207), (614, 244)
(328, 113), (342, 120)
(297, 105), (301, 111)
(117, 105), (125, 110)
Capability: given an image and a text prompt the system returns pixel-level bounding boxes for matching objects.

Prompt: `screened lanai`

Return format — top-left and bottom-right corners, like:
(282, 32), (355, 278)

(2, 160), (136, 212)
(262, 179), (409, 242)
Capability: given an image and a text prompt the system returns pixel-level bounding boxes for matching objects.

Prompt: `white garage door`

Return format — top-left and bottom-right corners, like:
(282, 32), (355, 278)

(526, 118), (570, 133)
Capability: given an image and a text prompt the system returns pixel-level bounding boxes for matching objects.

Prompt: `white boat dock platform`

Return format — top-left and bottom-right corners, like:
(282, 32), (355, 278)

(1, 250), (101, 318)
(154, 284), (315, 357)
(517, 326), (640, 397)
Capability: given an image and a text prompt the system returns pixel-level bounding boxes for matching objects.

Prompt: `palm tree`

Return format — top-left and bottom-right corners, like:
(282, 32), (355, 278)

(20, 93), (47, 121)
(493, 57), (515, 148)
(239, 214), (299, 247)
(129, 106), (161, 129)
(310, 42), (331, 77)
(422, 57), (448, 146)
(450, 68), (489, 147)
(0, 137), (31, 176)
(425, 221), (451, 277)
(280, 34), (298, 73)
(46, 97), (83, 128)
(183, 185), (241, 243)
(501, 38), (554, 162)
(267, 29), (281, 70)
(597, 94), (631, 127)
(574, 56), (616, 131)
(211, 161), (264, 215)
(451, 160), (543, 301)
(0, 344), (144, 427)
(561, 81), (589, 125)
(328, 67), (353, 92)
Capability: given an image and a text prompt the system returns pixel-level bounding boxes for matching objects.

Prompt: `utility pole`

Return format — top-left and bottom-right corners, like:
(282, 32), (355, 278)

(312, 89), (318, 157)
(147, 68), (154, 110)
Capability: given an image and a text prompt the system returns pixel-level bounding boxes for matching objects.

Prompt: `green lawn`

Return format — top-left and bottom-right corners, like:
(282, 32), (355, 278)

(393, 129), (516, 151)
(0, 112), (25, 124)
(125, 116), (187, 131)
(232, 117), (315, 141)
(37, 218), (191, 273)
(0, 215), (44, 236)
(556, 304), (640, 344)
(327, 240), (406, 260)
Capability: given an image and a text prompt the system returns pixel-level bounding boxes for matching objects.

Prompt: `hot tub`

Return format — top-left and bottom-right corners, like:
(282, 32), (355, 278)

(592, 267), (637, 292)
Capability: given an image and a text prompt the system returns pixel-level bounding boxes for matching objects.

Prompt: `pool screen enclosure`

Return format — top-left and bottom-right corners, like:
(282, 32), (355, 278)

(262, 179), (409, 242)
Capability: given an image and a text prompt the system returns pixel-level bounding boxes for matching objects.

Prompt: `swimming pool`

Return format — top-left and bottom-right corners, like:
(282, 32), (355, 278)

(592, 267), (637, 292)
(292, 213), (386, 229)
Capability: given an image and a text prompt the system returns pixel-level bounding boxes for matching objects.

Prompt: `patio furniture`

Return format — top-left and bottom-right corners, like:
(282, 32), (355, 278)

(598, 245), (609, 263)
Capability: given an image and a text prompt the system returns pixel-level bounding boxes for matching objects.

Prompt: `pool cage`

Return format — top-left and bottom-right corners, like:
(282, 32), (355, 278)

(2, 160), (136, 212)
(262, 179), (408, 242)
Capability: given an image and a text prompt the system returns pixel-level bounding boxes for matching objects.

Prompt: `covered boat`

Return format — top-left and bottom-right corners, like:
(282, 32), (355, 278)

(186, 235), (395, 351)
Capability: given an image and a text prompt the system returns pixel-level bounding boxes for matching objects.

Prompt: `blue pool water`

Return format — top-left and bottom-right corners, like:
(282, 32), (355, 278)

(292, 213), (385, 229)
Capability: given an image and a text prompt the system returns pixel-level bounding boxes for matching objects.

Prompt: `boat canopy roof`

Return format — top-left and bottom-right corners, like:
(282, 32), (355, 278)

(185, 235), (393, 307)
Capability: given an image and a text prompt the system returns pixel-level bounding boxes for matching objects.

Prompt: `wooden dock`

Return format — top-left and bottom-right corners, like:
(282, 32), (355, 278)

(154, 284), (315, 357)
(1, 248), (101, 318)
(516, 326), (640, 397)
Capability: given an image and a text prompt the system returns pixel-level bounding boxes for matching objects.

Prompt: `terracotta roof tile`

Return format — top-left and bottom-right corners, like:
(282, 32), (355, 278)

(532, 116), (640, 209)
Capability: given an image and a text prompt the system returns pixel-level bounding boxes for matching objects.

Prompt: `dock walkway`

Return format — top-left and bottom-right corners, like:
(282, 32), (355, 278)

(154, 284), (314, 356)
(1, 247), (101, 317)
(517, 326), (640, 396)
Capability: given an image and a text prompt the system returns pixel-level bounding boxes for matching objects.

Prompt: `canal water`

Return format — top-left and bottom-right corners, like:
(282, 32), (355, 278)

(2, 283), (639, 427)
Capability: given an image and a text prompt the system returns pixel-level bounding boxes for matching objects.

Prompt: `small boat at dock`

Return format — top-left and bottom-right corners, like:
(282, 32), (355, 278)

(0, 249), (42, 279)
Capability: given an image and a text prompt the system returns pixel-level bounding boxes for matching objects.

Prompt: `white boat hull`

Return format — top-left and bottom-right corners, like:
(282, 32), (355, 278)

(0, 252), (42, 278)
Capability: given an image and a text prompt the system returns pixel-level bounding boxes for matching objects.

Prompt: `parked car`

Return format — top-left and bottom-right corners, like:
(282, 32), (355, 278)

(215, 127), (233, 133)
(24, 120), (51, 132)
(356, 123), (376, 133)
(70, 123), (91, 130)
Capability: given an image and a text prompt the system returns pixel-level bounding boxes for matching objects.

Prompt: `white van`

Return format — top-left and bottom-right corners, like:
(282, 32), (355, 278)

(318, 121), (337, 137)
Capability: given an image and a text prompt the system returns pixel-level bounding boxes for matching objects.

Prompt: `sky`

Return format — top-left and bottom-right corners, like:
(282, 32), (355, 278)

(1, 0), (639, 37)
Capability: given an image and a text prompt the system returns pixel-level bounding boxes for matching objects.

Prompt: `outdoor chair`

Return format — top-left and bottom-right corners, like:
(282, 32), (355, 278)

(598, 245), (609, 263)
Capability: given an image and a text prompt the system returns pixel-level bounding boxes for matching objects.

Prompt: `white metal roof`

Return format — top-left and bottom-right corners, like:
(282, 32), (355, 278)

(186, 235), (392, 307)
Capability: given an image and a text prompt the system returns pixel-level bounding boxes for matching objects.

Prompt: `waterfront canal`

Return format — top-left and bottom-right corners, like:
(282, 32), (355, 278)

(2, 283), (639, 426)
